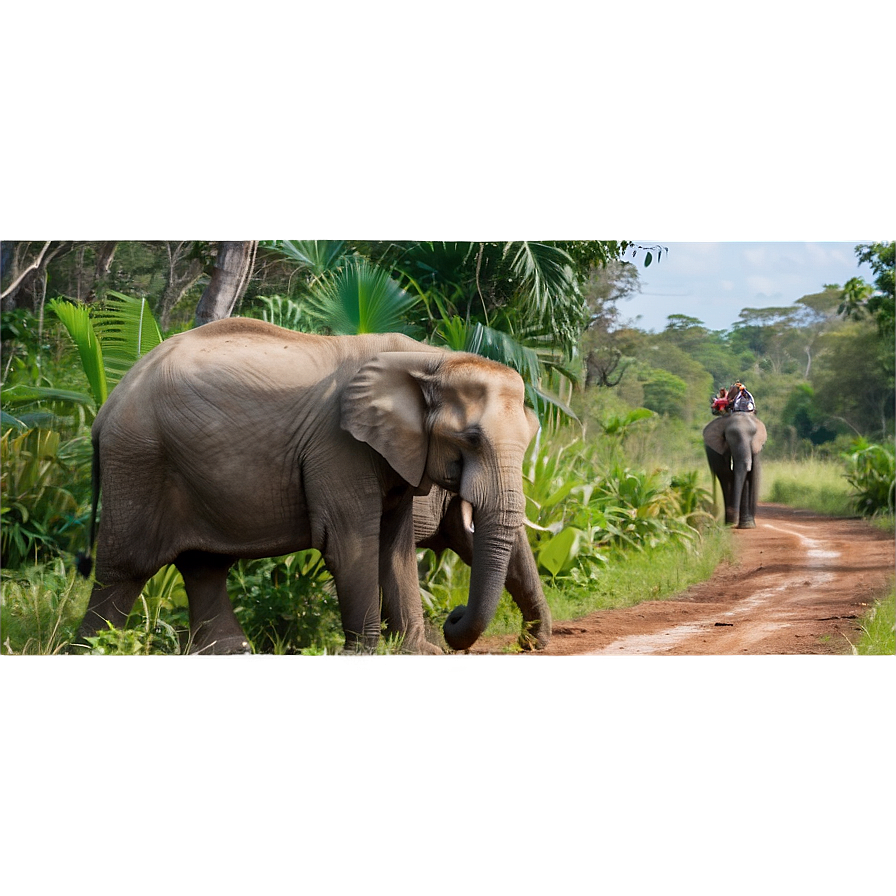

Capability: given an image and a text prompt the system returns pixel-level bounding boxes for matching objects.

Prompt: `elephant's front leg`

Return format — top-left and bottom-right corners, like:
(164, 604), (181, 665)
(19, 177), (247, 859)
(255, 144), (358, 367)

(504, 525), (552, 650)
(737, 467), (759, 529)
(705, 445), (737, 525)
(380, 493), (443, 654)
(325, 525), (385, 653)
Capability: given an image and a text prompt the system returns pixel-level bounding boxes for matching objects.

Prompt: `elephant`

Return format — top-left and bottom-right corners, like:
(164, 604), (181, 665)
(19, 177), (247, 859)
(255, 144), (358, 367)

(413, 487), (551, 650)
(703, 413), (768, 528)
(75, 318), (540, 655)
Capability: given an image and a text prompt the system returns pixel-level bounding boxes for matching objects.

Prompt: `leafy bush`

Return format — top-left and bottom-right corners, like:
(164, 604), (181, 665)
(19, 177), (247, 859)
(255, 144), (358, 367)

(0, 428), (90, 568)
(1, 561), (89, 654)
(523, 437), (714, 583)
(843, 439), (896, 516)
(78, 596), (183, 655)
(229, 551), (342, 653)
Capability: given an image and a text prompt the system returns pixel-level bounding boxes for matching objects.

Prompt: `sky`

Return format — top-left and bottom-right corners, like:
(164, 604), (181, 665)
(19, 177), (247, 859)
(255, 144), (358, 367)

(616, 242), (877, 334)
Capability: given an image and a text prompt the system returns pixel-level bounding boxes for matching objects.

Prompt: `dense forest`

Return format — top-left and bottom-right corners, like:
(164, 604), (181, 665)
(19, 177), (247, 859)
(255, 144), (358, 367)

(1, 239), (893, 654)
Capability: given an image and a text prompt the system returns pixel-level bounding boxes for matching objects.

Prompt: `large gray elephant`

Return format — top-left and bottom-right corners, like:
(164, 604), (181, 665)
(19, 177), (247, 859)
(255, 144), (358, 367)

(703, 413), (768, 528)
(76, 318), (539, 654)
(413, 487), (551, 650)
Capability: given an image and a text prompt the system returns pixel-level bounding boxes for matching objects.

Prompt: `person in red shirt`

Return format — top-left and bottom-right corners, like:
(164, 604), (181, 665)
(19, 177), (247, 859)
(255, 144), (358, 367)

(711, 387), (730, 415)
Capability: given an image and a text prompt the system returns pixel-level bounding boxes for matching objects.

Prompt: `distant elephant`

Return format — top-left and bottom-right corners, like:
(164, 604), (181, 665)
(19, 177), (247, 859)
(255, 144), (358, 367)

(413, 487), (551, 650)
(76, 318), (540, 654)
(703, 413), (768, 528)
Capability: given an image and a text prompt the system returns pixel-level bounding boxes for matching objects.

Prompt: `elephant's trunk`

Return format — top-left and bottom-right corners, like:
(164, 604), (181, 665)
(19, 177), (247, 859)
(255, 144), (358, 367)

(443, 495), (523, 651)
(730, 462), (747, 528)
(728, 435), (752, 528)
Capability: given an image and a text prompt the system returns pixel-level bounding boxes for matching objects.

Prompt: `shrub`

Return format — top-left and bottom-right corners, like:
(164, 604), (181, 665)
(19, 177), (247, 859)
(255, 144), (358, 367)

(0, 428), (90, 568)
(1, 561), (89, 654)
(843, 439), (895, 516)
(78, 595), (183, 655)
(522, 437), (713, 582)
(229, 551), (342, 654)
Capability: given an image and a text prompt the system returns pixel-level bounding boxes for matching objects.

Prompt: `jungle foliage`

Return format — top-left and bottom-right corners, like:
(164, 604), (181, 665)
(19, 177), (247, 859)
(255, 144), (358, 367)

(1, 240), (893, 654)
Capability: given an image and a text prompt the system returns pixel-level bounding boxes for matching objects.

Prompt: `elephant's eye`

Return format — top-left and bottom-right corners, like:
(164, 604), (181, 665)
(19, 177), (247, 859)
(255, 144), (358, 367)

(458, 426), (483, 449)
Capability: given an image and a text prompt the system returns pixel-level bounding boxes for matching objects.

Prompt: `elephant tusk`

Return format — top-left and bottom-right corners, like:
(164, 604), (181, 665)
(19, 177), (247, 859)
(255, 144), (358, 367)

(461, 499), (475, 534)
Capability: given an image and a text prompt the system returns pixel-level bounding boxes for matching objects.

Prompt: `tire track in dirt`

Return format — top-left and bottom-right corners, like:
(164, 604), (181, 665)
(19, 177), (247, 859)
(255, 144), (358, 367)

(589, 518), (841, 654)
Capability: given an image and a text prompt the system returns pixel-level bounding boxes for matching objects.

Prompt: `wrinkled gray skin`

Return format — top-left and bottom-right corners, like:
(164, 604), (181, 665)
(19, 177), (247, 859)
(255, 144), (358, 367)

(76, 319), (539, 654)
(703, 413), (768, 528)
(413, 487), (551, 650)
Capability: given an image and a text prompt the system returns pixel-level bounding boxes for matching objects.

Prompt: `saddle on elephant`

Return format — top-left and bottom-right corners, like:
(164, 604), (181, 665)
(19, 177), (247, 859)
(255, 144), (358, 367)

(730, 381), (755, 413)
(712, 381), (756, 416)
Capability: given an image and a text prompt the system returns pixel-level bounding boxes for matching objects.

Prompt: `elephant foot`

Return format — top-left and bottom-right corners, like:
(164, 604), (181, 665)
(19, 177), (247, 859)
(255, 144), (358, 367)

(517, 617), (551, 651)
(389, 632), (444, 655)
(189, 633), (252, 655)
(414, 640), (444, 655)
(518, 633), (549, 651)
(737, 518), (757, 529)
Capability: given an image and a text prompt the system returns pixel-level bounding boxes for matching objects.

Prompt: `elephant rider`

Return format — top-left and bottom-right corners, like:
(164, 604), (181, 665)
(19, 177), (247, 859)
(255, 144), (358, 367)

(730, 381), (755, 413)
(711, 387), (730, 416)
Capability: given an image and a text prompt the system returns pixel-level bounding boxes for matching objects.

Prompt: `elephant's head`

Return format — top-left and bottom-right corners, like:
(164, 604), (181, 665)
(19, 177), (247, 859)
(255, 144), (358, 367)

(342, 349), (539, 650)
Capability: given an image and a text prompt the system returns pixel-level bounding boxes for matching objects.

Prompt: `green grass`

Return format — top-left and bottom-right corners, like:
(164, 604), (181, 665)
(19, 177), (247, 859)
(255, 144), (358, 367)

(761, 458), (855, 516)
(1, 562), (90, 655)
(853, 584), (896, 655)
(545, 524), (732, 620)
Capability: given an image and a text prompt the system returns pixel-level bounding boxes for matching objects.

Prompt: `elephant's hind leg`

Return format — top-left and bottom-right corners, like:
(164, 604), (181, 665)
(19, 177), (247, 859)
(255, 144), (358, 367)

(175, 551), (249, 655)
(77, 577), (148, 641)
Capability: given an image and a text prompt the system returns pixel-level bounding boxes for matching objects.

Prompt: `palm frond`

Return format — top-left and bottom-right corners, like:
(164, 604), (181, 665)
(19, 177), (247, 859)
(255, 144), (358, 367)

(2, 384), (95, 408)
(434, 314), (469, 352)
(502, 241), (581, 327)
(253, 294), (314, 332)
(264, 240), (348, 278)
(525, 383), (579, 425)
(91, 292), (163, 388)
(305, 257), (420, 335)
(463, 322), (542, 385)
(48, 299), (108, 406)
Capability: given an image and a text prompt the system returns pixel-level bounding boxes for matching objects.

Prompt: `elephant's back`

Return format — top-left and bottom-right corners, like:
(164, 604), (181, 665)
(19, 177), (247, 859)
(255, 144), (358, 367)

(128, 320), (438, 381)
(94, 320), (443, 438)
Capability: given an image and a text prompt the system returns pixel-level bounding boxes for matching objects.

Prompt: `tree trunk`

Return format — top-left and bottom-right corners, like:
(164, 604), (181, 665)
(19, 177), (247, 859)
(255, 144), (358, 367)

(159, 242), (205, 330)
(192, 241), (258, 327)
(84, 241), (118, 303)
(1, 241), (54, 311)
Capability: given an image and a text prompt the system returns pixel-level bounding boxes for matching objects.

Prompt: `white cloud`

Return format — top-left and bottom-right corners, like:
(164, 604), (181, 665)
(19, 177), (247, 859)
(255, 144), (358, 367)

(746, 275), (778, 297)
(742, 247), (769, 269)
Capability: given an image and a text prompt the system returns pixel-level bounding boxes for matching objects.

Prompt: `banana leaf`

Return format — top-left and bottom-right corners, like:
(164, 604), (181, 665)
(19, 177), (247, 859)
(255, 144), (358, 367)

(48, 299), (108, 406)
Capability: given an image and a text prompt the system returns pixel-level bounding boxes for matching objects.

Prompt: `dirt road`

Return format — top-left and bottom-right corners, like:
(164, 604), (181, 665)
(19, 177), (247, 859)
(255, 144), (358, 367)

(475, 504), (895, 656)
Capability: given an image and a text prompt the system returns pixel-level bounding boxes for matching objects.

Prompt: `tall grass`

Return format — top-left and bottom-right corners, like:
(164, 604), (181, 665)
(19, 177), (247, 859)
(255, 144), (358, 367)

(853, 585), (895, 655)
(1, 561), (90, 654)
(761, 458), (856, 516)
(544, 525), (733, 623)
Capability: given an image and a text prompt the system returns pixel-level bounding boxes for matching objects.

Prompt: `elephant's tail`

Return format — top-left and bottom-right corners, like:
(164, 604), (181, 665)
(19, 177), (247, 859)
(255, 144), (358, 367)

(76, 434), (100, 578)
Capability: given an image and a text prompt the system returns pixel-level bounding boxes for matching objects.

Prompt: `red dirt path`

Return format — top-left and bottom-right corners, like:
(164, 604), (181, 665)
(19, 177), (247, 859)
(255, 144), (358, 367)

(472, 504), (895, 656)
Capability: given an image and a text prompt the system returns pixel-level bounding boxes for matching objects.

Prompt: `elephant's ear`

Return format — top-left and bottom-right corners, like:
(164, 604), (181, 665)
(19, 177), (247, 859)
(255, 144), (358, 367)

(752, 419), (768, 454)
(703, 416), (728, 455)
(341, 352), (440, 487)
